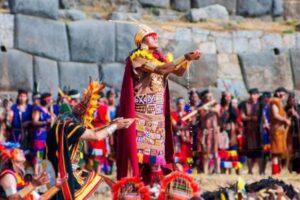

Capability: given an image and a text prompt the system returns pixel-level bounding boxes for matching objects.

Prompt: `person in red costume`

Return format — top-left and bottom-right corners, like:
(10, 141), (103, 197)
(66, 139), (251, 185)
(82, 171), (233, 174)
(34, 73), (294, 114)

(171, 97), (192, 171)
(117, 24), (201, 185)
(88, 102), (110, 174)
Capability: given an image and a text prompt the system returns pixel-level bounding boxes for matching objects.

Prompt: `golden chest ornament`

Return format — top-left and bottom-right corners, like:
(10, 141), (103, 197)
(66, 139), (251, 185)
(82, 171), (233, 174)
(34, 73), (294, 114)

(150, 73), (164, 92)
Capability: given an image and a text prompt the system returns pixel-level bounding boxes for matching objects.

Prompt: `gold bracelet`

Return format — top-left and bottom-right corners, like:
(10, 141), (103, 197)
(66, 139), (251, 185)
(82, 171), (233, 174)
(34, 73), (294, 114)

(41, 186), (60, 199)
(18, 183), (35, 198)
(173, 56), (186, 65)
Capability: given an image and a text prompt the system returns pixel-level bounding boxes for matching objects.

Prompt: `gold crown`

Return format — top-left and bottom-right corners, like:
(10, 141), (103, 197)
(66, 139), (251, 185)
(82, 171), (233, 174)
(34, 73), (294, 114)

(134, 24), (157, 47)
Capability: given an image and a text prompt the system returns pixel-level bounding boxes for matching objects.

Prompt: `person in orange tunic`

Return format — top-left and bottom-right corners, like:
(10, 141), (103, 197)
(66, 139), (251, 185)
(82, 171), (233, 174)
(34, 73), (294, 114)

(268, 87), (290, 175)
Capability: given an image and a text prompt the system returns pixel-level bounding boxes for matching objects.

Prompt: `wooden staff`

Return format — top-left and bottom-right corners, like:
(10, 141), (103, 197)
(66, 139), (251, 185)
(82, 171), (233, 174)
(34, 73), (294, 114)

(181, 100), (217, 122)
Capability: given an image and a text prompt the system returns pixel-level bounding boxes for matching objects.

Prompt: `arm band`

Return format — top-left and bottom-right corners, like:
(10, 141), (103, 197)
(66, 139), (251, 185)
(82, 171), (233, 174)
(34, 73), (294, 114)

(143, 62), (158, 72)
(4, 186), (17, 197)
(106, 124), (117, 135)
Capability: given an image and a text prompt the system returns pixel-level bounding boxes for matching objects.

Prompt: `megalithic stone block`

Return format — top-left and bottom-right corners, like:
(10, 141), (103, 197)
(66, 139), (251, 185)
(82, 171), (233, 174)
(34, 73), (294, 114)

(15, 14), (69, 61)
(68, 20), (116, 63)
(8, 0), (59, 19)
(0, 49), (33, 91)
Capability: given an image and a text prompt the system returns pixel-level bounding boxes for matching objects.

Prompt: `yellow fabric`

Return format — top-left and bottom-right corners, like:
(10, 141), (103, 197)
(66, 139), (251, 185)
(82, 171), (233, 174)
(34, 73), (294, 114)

(130, 49), (166, 66)
(75, 171), (104, 200)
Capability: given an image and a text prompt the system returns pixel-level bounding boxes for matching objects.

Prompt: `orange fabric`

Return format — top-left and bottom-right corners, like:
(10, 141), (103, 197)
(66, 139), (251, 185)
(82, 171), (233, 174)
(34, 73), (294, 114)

(269, 98), (288, 154)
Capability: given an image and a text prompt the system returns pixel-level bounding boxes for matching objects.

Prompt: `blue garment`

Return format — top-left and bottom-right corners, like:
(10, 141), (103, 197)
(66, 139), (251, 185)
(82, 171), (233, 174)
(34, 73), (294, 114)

(108, 105), (118, 120)
(9, 104), (33, 144)
(52, 104), (60, 116)
(262, 105), (270, 146)
(32, 106), (51, 160)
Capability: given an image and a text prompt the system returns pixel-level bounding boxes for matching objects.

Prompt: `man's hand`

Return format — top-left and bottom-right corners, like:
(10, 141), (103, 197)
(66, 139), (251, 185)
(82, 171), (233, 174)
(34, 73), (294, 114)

(55, 173), (68, 188)
(184, 50), (201, 61)
(32, 171), (50, 187)
(112, 118), (135, 129)
(285, 119), (291, 126)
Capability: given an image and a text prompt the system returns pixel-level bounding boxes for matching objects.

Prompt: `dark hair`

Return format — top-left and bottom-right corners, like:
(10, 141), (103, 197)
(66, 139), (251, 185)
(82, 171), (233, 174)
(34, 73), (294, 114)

(16, 89), (28, 105)
(200, 90), (209, 99)
(189, 90), (200, 101)
(248, 88), (259, 95)
(220, 91), (232, 107)
(106, 89), (117, 98)
(176, 97), (185, 104)
(40, 93), (52, 106)
(275, 87), (288, 94)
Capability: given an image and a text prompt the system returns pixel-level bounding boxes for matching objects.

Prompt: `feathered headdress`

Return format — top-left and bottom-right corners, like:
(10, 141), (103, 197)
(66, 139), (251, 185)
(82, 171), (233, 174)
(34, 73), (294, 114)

(0, 143), (21, 161)
(72, 79), (105, 128)
(158, 171), (200, 200)
(112, 176), (150, 200)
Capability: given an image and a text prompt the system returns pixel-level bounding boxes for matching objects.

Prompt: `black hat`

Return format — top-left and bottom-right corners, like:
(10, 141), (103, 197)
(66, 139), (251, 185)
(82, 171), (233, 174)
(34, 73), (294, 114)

(248, 88), (259, 94)
(262, 91), (272, 98)
(200, 90), (209, 98)
(274, 87), (288, 94)
(68, 89), (80, 99)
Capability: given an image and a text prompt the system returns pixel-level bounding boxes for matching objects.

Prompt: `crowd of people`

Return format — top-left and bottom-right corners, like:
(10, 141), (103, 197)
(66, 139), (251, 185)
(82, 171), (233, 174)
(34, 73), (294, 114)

(171, 87), (300, 176)
(0, 85), (299, 179)
(0, 88), (121, 174)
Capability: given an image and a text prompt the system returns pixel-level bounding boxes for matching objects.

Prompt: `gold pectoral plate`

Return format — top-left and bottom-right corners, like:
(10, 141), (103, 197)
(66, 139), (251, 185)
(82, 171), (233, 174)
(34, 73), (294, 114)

(150, 74), (164, 92)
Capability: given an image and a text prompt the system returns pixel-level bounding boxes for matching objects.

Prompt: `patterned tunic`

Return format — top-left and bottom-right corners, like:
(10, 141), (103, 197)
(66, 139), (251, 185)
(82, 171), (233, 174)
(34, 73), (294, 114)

(131, 56), (167, 166)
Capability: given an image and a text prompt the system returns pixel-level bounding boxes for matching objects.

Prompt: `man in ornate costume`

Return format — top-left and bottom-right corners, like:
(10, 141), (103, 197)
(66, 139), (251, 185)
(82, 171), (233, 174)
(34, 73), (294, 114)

(117, 24), (200, 184)
(0, 143), (67, 200)
(240, 88), (262, 174)
(269, 87), (290, 175)
(199, 90), (220, 174)
(45, 81), (134, 200)
(219, 91), (241, 174)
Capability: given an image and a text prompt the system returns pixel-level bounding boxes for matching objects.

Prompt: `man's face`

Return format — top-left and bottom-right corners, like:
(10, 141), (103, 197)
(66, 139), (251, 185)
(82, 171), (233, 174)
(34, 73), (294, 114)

(204, 93), (213, 102)
(33, 98), (41, 106)
(190, 93), (199, 105)
(263, 97), (270, 104)
(108, 93), (116, 105)
(250, 93), (259, 102)
(143, 34), (158, 49)
(70, 98), (80, 106)
(223, 92), (232, 104)
(278, 92), (287, 101)
(46, 97), (53, 107)
(176, 101), (185, 111)
(13, 149), (26, 165)
(18, 93), (28, 104)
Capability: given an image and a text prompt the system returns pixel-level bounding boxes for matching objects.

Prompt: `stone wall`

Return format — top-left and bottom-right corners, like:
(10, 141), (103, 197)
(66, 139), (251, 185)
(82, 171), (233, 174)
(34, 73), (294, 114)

(1, 0), (300, 102)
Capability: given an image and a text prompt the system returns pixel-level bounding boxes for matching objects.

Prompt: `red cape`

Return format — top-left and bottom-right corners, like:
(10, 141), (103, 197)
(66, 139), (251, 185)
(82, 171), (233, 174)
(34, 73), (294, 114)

(116, 59), (174, 180)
